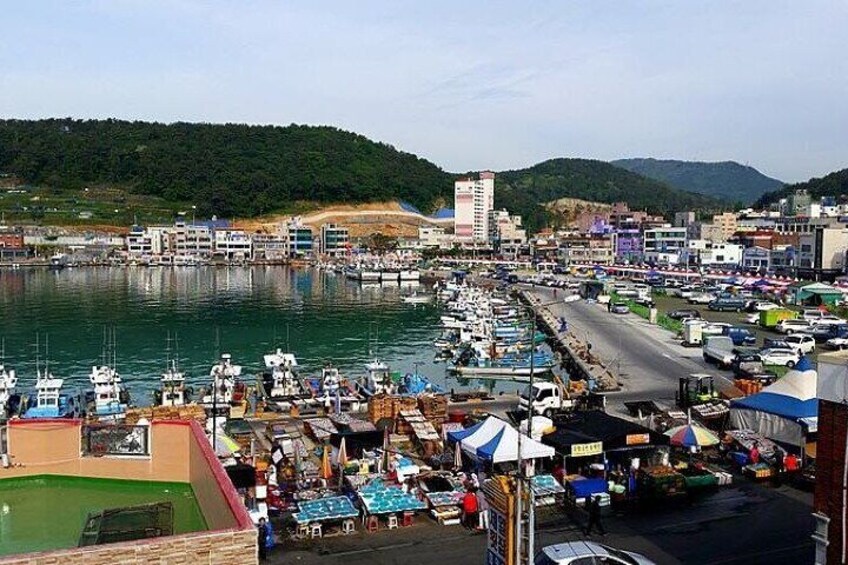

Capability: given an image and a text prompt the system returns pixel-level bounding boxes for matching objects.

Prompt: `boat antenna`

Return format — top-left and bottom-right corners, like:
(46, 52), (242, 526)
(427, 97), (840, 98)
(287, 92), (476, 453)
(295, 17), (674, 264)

(0, 337), (5, 364)
(44, 334), (50, 376)
(34, 333), (41, 380)
(174, 331), (180, 371)
(286, 323), (291, 354)
(215, 326), (220, 358)
(165, 331), (172, 370)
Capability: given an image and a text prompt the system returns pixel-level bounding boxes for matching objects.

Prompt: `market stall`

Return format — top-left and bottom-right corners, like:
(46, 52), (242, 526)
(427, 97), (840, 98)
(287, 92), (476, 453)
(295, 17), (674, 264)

(447, 416), (554, 465)
(357, 480), (427, 529)
(729, 358), (818, 446)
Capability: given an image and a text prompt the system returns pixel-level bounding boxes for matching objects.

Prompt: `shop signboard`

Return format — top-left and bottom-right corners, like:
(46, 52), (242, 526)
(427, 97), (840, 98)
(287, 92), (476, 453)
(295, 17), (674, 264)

(626, 433), (650, 446)
(570, 441), (603, 457)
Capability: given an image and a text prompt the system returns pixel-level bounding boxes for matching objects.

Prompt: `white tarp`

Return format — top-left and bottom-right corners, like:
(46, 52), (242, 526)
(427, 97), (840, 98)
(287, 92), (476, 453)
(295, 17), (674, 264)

(729, 408), (805, 445)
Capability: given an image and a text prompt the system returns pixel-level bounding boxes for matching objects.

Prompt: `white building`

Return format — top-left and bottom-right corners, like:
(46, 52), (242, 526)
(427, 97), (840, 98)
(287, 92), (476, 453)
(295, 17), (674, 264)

(488, 209), (526, 254)
(700, 242), (743, 267)
(214, 230), (252, 260)
(126, 226), (154, 257)
(454, 171), (494, 245)
(319, 223), (349, 258)
(173, 220), (213, 257)
(418, 226), (448, 249)
(643, 227), (687, 264)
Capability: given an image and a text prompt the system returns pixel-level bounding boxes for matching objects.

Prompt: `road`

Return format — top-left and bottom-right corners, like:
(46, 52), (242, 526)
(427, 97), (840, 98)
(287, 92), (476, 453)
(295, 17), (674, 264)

(526, 286), (733, 417)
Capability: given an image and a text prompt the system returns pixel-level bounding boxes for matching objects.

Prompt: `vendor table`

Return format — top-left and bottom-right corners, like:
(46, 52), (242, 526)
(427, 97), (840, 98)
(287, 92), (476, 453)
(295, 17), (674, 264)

(358, 483), (427, 515)
(726, 429), (777, 457)
(425, 490), (463, 507)
(293, 496), (359, 524)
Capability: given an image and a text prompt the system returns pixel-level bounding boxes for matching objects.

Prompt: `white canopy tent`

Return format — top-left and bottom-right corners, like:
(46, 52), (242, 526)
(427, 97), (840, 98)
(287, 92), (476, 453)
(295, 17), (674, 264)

(447, 416), (554, 464)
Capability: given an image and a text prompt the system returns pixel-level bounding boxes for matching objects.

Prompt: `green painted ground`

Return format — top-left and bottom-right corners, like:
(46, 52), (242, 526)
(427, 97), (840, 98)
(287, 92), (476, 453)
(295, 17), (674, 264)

(0, 475), (207, 556)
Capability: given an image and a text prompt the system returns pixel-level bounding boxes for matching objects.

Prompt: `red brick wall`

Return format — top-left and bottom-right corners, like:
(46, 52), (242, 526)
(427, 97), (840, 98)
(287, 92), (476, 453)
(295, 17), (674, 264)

(816, 399), (848, 564)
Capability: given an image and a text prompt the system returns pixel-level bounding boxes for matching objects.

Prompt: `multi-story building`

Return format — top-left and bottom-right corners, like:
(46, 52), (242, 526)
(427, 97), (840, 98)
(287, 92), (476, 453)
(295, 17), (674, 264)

(418, 226), (447, 249)
(614, 229), (642, 263)
(319, 223), (349, 258)
(126, 225), (155, 257)
(797, 227), (848, 281)
(488, 209), (526, 254)
(643, 227), (687, 265)
(699, 242), (743, 268)
(214, 230), (252, 261)
(770, 245), (796, 273)
(251, 232), (288, 261)
(711, 212), (738, 241)
(741, 246), (771, 272)
(454, 171), (495, 245)
(561, 234), (616, 266)
(173, 220), (213, 257)
(674, 211), (696, 228)
(279, 217), (313, 258)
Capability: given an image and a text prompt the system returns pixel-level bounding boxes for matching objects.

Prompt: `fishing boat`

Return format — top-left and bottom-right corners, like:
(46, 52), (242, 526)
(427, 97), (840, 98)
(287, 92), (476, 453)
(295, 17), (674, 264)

(203, 353), (245, 406)
(304, 363), (363, 411)
(0, 349), (19, 419)
(358, 358), (397, 397)
(399, 269), (420, 282)
(401, 292), (433, 305)
(87, 365), (129, 420)
(22, 341), (82, 419)
(260, 348), (307, 399)
(155, 359), (190, 406)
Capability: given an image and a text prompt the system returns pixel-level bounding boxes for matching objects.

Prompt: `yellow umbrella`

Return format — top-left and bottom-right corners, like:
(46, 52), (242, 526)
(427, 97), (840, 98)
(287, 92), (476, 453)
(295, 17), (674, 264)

(320, 444), (333, 480)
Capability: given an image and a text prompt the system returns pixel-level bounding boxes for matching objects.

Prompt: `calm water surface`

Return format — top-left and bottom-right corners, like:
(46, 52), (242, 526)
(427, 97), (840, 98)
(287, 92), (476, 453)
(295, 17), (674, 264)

(0, 266), (471, 405)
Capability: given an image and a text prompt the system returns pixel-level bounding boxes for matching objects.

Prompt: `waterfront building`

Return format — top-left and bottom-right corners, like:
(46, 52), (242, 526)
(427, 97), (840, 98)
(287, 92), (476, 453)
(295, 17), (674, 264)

(488, 209), (526, 254)
(454, 171), (494, 245)
(279, 217), (314, 258)
(0, 228), (28, 261)
(319, 223), (350, 258)
(251, 232), (288, 261)
(126, 225), (154, 257)
(797, 227), (848, 281)
(561, 234), (616, 266)
(418, 226), (447, 248)
(643, 227), (687, 265)
(172, 219), (213, 257)
(214, 229), (252, 261)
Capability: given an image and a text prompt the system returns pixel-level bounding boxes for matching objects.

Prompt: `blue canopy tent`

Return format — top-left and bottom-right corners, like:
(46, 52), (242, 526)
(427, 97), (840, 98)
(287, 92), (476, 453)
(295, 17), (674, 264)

(448, 416), (554, 464)
(729, 357), (818, 445)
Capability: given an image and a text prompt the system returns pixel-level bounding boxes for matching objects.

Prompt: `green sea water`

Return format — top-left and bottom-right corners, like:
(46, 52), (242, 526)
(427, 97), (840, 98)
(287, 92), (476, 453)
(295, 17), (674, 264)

(0, 266), (455, 404)
(0, 475), (206, 556)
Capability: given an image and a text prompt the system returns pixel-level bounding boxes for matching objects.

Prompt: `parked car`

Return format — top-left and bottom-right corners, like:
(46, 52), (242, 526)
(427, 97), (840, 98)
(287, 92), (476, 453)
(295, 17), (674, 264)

(759, 347), (801, 367)
(826, 335), (848, 350)
(689, 293), (716, 305)
(722, 326), (757, 346)
(744, 313), (760, 325)
(610, 302), (630, 314)
(535, 542), (656, 565)
(731, 353), (766, 378)
(633, 296), (654, 307)
(748, 300), (780, 312)
(708, 297), (748, 312)
(702, 322), (732, 336)
(782, 333), (816, 354)
(668, 308), (701, 321)
(806, 323), (848, 343)
(703, 335), (736, 367)
(776, 319), (813, 334)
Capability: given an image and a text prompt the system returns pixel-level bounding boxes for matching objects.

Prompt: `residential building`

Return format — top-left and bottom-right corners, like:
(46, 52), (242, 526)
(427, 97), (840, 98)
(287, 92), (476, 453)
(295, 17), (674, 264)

(319, 223), (349, 257)
(251, 232), (288, 261)
(643, 227), (687, 265)
(0, 228), (27, 261)
(173, 220), (213, 257)
(488, 209), (526, 254)
(126, 225), (154, 257)
(418, 226), (447, 248)
(699, 242), (743, 268)
(787, 188), (811, 216)
(741, 246), (771, 272)
(454, 171), (495, 244)
(214, 229), (252, 261)
(561, 234), (616, 266)
(615, 229), (642, 263)
(674, 211), (696, 228)
(797, 227), (848, 281)
(770, 245), (796, 273)
(279, 217), (313, 257)
(711, 212), (738, 241)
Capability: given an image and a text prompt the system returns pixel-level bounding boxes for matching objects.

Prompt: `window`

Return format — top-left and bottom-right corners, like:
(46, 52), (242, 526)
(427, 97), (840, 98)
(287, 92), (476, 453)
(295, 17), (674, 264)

(801, 244), (812, 253)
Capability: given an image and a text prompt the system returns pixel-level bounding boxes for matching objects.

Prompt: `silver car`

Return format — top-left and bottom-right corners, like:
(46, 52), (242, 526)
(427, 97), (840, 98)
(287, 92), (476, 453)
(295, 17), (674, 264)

(535, 541), (656, 565)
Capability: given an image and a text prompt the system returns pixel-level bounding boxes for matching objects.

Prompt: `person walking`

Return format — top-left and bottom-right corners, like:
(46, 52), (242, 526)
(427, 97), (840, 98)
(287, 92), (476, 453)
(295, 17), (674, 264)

(584, 495), (605, 536)
(257, 518), (269, 560)
(476, 487), (489, 531)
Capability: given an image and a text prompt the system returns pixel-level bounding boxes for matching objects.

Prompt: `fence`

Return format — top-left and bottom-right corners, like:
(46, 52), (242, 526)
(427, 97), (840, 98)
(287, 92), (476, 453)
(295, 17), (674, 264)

(82, 425), (150, 457)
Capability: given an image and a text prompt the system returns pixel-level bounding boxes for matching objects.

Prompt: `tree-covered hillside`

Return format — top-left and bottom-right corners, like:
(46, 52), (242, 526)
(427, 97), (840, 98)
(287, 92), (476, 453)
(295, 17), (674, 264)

(612, 158), (783, 204)
(754, 168), (848, 209)
(496, 158), (725, 231)
(0, 119), (454, 218)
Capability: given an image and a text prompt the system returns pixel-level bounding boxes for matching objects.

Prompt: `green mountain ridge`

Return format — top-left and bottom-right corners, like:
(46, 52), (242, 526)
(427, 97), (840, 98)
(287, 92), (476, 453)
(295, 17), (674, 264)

(0, 119), (725, 232)
(495, 158), (725, 231)
(611, 158), (784, 204)
(754, 168), (848, 209)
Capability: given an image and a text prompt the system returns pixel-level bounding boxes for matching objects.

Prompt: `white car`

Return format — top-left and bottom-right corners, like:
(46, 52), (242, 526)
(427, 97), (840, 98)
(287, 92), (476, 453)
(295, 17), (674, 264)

(751, 301), (780, 312)
(776, 319), (813, 334)
(783, 333), (816, 354)
(744, 313), (760, 325)
(702, 322), (732, 336)
(688, 293), (716, 305)
(826, 336), (848, 350)
(759, 348), (801, 367)
(535, 542), (656, 565)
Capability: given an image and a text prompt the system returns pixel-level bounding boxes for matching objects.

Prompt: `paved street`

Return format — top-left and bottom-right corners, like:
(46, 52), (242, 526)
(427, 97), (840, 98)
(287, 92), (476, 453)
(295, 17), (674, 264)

(270, 480), (813, 564)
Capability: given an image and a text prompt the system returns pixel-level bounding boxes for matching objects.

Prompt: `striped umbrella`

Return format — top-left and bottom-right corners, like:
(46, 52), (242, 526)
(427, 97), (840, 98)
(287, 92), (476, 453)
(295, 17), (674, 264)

(664, 423), (720, 448)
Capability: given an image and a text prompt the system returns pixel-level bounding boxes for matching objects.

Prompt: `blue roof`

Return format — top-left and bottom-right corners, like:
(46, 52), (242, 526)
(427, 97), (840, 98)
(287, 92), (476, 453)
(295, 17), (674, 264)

(431, 207), (455, 219)
(476, 428), (505, 461)
(447, 420), (484, 443)
(399, 201), (423, 215)
(732, 392), (818, 420)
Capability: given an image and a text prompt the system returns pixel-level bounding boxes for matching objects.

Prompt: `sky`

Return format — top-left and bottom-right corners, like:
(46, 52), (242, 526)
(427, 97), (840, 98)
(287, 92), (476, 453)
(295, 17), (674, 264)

(1, 1), (846, 183)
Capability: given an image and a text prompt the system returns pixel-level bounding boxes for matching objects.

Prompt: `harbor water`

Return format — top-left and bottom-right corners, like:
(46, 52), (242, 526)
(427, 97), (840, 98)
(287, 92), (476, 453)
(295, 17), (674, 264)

(0, 266), (493, 405)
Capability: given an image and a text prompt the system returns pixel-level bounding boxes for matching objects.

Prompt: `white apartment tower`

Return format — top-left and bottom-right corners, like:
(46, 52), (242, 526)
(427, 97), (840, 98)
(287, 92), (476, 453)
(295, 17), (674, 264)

(454, 171), (495, 244)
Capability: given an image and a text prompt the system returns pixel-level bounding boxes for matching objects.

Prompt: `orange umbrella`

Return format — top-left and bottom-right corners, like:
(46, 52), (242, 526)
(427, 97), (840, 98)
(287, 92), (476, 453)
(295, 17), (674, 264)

(320, 444), (333, 480)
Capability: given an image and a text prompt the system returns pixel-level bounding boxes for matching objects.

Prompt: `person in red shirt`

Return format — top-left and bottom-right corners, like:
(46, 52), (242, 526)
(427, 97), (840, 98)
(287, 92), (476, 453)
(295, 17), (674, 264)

(784, 452), (799, 473)
(462, 488), (479, 530)
(749, 442), (760, 465)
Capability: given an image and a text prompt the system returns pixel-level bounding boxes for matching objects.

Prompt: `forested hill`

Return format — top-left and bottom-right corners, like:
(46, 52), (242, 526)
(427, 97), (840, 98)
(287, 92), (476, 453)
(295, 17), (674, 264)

(611, 158), (784, 204)
(754, 168), (848, 209)
(495, 158), (725, 230)
(0, 119), (454, 217)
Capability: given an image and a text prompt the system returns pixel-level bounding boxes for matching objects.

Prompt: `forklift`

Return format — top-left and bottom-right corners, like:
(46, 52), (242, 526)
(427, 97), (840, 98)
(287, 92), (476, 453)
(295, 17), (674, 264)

(676, 374), (719, 409)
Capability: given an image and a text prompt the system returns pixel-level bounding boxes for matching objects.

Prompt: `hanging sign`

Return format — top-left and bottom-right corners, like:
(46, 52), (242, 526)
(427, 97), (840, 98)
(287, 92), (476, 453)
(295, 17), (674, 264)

(570, 442), (603, 457)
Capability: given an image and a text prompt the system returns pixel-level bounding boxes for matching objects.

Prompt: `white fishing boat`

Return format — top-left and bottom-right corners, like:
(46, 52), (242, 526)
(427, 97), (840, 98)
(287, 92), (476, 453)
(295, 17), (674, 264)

(88, 365), (128, 419)
(402, 292), (433, 305)
(0, 353), (18, 416)
(361, 358), (396, 396)
(157, 359), (188, 406)
(399, 269), (420, 282)
(262, 348), (304, 399)
(204, 353), (243, 405)
(23, 341), (81, 419)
